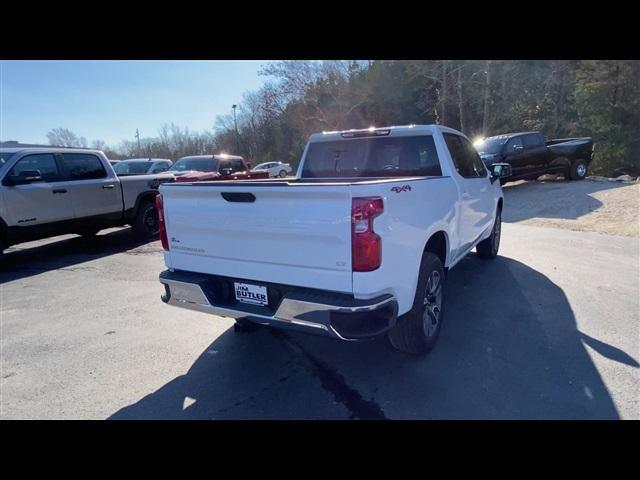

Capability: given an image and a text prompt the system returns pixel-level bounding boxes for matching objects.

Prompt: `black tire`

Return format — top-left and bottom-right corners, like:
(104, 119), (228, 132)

(567, 159), (588, 181)
(131, 200), (159, 239)
(278, 170), (287, 178)
(387, 252), (445, 355)
(476, 208), (501, 259)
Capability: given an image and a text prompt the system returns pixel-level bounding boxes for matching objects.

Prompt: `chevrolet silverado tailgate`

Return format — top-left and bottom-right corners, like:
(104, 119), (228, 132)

(160, 182), (353, 293)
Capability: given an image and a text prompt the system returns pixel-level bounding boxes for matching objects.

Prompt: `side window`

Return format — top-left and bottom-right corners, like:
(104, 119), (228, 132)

(61, 153), (107, 180)
(230, 160), (245, 172)
(505, 136), (524, 153)
(443, 133), (476, 178)
(6, 154), (61, 183)
(459, 136), (487, 177)
(523, 133), (543, 148)
(218, 161), (230, 173)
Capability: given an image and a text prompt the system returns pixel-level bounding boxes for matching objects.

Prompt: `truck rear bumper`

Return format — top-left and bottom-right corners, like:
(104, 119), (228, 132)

(159, 269), (398, 340)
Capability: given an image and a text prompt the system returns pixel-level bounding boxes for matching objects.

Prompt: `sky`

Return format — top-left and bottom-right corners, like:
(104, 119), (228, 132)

(0, 60), (271, 147)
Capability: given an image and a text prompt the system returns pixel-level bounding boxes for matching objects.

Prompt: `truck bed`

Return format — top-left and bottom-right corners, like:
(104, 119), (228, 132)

(158, 175), (450, 297)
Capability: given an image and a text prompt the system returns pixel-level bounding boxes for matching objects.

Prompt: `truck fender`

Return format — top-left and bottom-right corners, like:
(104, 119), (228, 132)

(128, 190), (160, 223)
(421, 227), (451, 269)
(404, 227), (451, 304)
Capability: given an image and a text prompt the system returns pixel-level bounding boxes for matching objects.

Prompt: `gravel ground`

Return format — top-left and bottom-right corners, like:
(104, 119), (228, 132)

(502, 176), (639, 237)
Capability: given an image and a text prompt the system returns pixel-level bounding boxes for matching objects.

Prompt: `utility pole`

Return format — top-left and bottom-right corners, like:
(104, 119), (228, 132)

(135, 128), (141, 156)
(232, 104), (240, 154)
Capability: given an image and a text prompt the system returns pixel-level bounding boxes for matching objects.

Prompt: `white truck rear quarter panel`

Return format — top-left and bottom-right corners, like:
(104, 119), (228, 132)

(351, 177), (459, 315)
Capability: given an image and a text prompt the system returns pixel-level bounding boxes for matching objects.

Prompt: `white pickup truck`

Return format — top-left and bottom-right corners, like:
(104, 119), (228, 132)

(157, 125), (511, 354)
(0, 147), (174, 257)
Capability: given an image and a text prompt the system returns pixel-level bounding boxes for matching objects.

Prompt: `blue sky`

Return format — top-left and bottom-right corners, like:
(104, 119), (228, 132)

(0, 60), (271, 146)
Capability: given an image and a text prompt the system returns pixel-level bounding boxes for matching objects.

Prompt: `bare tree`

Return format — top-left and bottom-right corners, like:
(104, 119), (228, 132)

(91, 139), (106, 150)
(47, 128), (87, 147)
(481, 60), (493, 135)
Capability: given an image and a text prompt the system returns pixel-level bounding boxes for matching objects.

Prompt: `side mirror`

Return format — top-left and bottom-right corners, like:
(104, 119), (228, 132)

(6, 170), (43, 185)
(490, 163), (512, 183)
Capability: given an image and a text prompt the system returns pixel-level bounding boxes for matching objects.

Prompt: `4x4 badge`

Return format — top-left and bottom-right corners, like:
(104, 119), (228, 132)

(391, 185), (411, 193)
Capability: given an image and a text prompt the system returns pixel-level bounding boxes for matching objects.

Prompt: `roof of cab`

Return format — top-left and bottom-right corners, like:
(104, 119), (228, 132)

(308, 124), (465, 142)
(484, 131), (540, 141)
(0, 146), (106, 155)
(117, 158), (172, 163)
(176, 154), (243, 161)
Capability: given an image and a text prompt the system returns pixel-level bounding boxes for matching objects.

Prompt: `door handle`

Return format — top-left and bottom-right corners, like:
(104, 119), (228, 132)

(102, 184), (115, 189)
(52, 189), (67, 194)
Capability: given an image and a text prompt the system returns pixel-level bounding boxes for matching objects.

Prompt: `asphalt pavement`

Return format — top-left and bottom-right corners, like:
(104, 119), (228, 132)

(1, 222), (638, 419)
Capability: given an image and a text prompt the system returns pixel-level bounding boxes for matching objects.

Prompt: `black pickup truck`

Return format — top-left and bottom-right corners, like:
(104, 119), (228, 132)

(475, 131), (594, 183)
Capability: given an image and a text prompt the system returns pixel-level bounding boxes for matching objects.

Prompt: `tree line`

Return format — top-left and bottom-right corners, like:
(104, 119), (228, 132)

(47, 60), (639, 176)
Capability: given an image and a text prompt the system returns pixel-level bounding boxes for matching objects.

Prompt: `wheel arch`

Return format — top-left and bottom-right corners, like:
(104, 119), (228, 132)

(130, 190), (160, 220)
(423, 230), (449, 271)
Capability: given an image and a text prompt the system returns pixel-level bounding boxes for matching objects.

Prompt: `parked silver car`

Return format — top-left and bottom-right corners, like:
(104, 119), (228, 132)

(113, 158), (173, 176)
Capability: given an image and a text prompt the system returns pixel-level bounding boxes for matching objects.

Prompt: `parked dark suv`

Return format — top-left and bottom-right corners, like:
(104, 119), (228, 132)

(475, 131), (594, 184)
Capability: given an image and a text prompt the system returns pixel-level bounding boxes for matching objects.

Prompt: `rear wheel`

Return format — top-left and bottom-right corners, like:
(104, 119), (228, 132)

(568, 159), (588, 180)
(476, 208), (501, 259)
(131, 200), (159, 239)
(278, 170), (287, 178)
(387, 252), (445, 355)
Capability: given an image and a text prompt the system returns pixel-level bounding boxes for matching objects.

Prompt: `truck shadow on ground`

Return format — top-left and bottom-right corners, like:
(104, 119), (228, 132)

(0, 228), (160, 283)
(501, 177), (631, 223)
(110, 255), (637, 419)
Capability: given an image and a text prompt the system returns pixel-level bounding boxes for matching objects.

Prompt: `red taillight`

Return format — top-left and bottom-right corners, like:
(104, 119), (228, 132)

(351, 197), (384, 272)
(156, 194), (169, 251)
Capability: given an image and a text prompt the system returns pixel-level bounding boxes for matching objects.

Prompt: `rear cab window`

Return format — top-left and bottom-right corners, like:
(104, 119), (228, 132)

(301, 135), (442, 178)
(61, 153), (107, 180)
